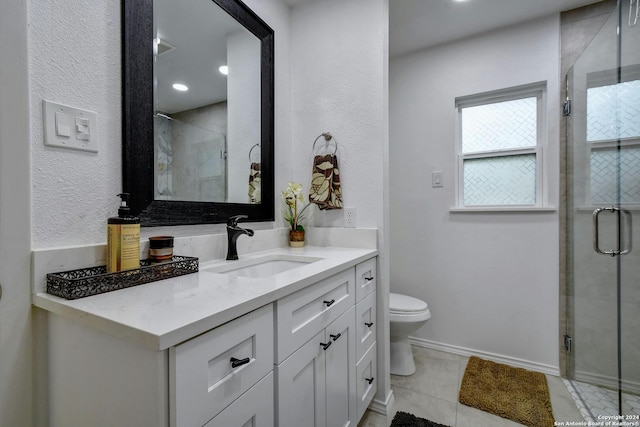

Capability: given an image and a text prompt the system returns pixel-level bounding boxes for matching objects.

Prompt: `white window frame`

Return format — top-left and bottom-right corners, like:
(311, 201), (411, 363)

(453, 82), (549, 211)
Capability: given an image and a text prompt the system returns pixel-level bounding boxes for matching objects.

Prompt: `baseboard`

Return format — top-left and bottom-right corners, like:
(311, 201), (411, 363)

(409, 336), (561, 377)
(368, 389), (395, 416)
(575, 370), (640, 395)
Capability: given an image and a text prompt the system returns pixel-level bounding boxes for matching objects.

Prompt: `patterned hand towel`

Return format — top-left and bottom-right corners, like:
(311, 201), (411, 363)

(248, 162), (261, 204)
(309, 154), (343, 210)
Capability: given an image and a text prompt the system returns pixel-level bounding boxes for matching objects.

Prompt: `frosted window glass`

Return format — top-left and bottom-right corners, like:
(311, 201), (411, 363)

(461, 97), (537, 154)
(591, 147), (640, 204)
(463, 154), (537, 205)
(587, 80), (640, 142)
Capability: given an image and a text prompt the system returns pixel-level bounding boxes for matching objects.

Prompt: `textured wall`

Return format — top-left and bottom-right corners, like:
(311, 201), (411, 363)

(290, 0), (386, 230)
(30, 0), (122, 248)
(390, 16), (561, 371)
(29, 0), (291, 249)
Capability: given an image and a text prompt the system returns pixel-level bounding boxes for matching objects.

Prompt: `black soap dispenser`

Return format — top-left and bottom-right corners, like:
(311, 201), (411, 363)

(106, 193), (140, 273)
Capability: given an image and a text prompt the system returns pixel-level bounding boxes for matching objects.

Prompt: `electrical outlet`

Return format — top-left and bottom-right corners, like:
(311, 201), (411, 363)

(344, 207), (356, 228)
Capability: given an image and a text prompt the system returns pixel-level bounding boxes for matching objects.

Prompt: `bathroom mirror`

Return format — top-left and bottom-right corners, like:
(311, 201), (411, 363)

(122, 0), (274, 226)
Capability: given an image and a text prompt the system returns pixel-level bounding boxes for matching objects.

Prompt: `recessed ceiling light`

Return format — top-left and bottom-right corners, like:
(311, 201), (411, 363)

(172, 83), (188, 91)
(219, 65), (229, 75)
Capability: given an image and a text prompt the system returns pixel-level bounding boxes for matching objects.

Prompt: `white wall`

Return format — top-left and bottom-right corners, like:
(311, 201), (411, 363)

(289, 0), (391, 407)
(0, 1), (33, 425)
(389, 16), (561, 372)
(29, 0), (123, 249)
(227, 29), (262, 203)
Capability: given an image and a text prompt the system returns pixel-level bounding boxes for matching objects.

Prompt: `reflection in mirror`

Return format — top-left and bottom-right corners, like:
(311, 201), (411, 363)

(122, 0), (274, 226)
(154, 114), (228, 202)
(153, 0), (261, 204)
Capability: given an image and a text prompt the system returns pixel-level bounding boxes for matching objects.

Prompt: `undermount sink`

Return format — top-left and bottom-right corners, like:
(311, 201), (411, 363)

(203, 254), (323, 278)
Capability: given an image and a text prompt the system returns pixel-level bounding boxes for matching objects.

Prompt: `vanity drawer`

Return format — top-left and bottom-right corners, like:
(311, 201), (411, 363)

(170, 304), (274, 427)
(203, 372), (274, 427)
(355, 258), (376, 302)
(356, 291), (377, 362)
(356, 342), (377, 422)
(275, 267), (355, 363)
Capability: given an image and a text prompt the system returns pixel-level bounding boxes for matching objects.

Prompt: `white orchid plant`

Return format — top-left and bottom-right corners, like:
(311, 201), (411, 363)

(282, 182), (310, 232)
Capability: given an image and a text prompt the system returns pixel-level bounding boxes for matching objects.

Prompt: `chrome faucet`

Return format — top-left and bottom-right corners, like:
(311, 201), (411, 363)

(226, 215), (254, 260)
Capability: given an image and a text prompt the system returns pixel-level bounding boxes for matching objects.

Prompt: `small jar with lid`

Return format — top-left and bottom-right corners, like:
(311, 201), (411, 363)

(148, 236), (174, 263)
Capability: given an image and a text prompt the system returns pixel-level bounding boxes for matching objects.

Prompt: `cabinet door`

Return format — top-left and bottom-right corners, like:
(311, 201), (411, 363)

(356, 291), (377, 362)
(325, 306), (357, 427)
(204, 372), (274, 427)
(276, 330), (326, 427)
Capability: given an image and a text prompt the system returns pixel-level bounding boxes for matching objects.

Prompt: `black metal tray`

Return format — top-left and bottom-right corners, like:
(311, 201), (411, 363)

(46, 256), (199, 300)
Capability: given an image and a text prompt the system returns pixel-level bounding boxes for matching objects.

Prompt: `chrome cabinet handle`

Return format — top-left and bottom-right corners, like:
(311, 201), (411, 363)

(230, 357), (250, 368)
(593, 206), (632, 256)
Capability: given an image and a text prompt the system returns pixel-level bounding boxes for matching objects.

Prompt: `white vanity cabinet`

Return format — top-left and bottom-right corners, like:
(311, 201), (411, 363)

(274, 258), (377, 427)
(40, 251), (378, 427)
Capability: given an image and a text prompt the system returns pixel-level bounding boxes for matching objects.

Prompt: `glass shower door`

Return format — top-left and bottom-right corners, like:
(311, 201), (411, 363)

(566, 0), (640, 420)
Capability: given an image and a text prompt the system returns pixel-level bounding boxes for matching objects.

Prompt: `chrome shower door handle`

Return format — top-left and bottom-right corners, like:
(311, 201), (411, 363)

(592, 206), (632, 256)
(620, 208), (632, 255)
(593, 206), (615, 256)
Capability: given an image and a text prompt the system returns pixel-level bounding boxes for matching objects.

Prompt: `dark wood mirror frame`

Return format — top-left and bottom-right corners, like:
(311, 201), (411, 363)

(122, 0), (274, 226)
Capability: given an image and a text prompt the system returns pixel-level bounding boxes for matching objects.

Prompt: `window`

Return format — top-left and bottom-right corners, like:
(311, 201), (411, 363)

(586, 69), (640, 207)
(455, 83), (546, 208)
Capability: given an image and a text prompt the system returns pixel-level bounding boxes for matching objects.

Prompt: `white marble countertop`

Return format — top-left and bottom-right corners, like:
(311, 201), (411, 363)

(33, 246), (377, 351)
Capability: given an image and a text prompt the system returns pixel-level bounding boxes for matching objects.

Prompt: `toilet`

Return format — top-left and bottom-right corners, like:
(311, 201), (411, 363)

(389, 292), (431, 376)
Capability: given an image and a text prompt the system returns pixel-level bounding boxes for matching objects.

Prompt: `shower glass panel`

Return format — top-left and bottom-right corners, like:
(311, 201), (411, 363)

(154, 114), (227, 203)
(566, 0), (640, 420)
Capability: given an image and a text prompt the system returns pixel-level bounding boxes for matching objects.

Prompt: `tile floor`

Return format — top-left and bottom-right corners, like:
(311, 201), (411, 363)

(564, 379), (640, 421)
(358, 346), (585, 427)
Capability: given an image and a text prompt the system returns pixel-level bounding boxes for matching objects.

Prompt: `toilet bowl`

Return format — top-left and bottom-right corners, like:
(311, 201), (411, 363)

(389, 292), (431, 376)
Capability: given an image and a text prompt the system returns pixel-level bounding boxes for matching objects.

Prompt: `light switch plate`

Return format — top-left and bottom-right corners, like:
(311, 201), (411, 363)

(432, 171), (443, 188)
(43, 100), (98, 152)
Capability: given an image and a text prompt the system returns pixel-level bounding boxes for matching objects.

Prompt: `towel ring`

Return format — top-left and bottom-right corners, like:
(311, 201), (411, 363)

(248, 144), (260, 162)
(312, 132), (338, 156)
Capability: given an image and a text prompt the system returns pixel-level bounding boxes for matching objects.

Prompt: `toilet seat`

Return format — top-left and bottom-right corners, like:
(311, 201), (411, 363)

(390, 292), (428, 314)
